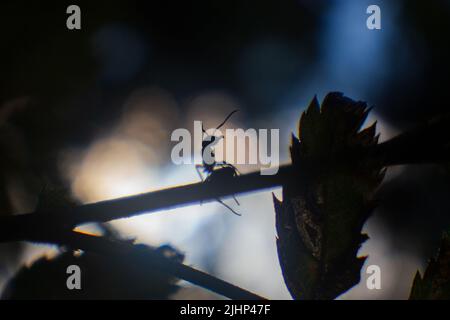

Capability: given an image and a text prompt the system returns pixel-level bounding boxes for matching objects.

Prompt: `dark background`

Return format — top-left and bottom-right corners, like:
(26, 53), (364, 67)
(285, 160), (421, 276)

(1, 0), (450, 299)
(1, 0), (449, 169)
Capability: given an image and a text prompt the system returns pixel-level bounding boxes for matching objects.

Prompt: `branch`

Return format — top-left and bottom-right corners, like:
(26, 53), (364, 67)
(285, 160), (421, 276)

(0, 167), (286, 243)
(0, 114), (449, 243)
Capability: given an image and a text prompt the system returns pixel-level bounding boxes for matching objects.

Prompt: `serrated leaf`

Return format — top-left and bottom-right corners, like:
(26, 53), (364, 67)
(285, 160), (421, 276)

(274, 92), (384, 300)
(409, 231), (450, 300)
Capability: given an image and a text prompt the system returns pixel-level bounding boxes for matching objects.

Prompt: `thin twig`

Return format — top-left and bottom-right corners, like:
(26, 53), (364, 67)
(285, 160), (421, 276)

(0, 167), (286, 243)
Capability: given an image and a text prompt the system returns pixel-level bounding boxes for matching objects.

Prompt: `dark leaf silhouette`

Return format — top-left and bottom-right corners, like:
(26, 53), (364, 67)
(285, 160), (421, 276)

(273, 92), (385, 299)
(410, 231), (450, 300)
(2, 243), (183, 299)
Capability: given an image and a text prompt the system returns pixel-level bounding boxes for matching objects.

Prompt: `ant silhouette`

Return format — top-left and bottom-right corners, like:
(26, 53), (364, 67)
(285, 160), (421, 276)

(196, 110), (241, 216)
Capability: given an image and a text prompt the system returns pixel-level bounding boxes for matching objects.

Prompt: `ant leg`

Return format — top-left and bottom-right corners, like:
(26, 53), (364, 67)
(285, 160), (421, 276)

(222, 160), (240, 176)
(216, 198), (241, 216)
(220, 161), (239, 205)
(195, 165), (204, 182)
(195, 165), (205, 206)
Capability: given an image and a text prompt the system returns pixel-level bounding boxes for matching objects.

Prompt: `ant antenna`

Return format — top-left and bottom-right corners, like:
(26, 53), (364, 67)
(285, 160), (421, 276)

(202, 109), (239, 138)
(215, 110), (239, 130)
(213, 109), (239, 137)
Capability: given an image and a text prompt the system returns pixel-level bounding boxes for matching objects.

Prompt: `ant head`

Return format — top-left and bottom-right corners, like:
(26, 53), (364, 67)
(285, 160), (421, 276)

(202, 135), (221, 149)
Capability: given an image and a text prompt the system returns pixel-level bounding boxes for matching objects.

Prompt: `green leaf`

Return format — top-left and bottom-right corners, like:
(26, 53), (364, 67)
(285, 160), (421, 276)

(273, 92), (385, 300)
(409, 231), (450, 300)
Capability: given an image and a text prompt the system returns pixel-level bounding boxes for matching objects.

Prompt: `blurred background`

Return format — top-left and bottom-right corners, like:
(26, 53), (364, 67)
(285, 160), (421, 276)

(1, 0), (450, 299)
